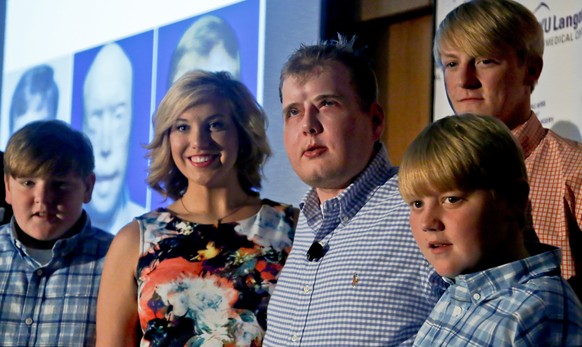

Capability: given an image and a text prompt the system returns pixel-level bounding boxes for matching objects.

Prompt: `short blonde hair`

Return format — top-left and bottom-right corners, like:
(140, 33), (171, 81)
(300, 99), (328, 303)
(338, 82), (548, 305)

(399, 114), (527, 206)
(434, 0), (544, 67)
(147, 70), (271, 200)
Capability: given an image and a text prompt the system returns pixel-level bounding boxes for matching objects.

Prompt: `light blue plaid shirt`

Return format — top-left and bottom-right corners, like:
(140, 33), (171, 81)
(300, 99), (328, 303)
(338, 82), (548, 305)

(414, 244), (582, 346)
(264, 145), (443, 346)
(0, 213), (113, 347)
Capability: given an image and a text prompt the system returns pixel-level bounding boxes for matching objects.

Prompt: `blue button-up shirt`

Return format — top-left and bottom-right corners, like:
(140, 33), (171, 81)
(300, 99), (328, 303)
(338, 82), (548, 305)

(414, 244), (582, 346)
(264, 145), (442, 346)
(0, 213), (113, 346)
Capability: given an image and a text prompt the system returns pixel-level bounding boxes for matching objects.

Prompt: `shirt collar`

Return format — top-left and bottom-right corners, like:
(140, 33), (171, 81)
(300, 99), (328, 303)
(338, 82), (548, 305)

(445, 244), (561, 302)
(512, 112), (547, 158)
(300, 143), (396, 233)
(10, 210), (97, 260)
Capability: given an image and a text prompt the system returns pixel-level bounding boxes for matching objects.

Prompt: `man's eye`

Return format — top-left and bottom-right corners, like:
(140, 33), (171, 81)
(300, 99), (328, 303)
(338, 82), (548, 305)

(285, 108), (300, 118)
(321, 100), (335, 107)
(444, 61), (457, 68)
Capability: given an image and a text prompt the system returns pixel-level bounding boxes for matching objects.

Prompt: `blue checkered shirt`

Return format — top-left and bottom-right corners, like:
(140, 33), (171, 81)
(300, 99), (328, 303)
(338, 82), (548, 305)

(0, 213), (113, 347)
(414, 244), (582, 346)
(264, 145), (443, 346)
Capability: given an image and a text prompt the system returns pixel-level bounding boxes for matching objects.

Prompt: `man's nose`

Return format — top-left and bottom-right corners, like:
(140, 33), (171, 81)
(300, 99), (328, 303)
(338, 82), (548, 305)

(302, 105), (323, 135)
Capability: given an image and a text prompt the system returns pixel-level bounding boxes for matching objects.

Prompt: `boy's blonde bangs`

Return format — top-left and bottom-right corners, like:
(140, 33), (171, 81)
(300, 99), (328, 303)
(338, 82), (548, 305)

(399, 134), (466, 202)
(399, 114), (527, 204)
(434, 0), (544, 67)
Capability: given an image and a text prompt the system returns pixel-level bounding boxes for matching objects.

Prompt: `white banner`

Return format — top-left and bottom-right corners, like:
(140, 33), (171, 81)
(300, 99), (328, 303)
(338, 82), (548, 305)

(433, 0), (582, 142)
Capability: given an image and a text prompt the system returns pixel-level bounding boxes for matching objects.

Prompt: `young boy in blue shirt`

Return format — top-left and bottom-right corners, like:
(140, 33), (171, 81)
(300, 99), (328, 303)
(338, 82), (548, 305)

(1, 120), (113, 346)
(399, 114), (582, 346)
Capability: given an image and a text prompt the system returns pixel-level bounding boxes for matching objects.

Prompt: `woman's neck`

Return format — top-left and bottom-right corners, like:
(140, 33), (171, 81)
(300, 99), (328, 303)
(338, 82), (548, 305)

(175, 185), (260, 224)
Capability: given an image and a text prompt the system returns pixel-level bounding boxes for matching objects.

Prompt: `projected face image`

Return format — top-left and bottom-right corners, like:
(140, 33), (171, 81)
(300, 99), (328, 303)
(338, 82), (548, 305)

(169, 15), (241, 85)
(171, 42), (240, 84)
(12, 96), (53, 132)
(82, 43), (132, 220)
(9, 64), (59, 135)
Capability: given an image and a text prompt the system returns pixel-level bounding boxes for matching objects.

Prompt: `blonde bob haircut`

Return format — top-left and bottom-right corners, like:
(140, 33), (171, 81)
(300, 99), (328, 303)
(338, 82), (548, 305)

(147, 70), (271, 200)
(399, 114), (528, 207)
(433, 0), (544, 67)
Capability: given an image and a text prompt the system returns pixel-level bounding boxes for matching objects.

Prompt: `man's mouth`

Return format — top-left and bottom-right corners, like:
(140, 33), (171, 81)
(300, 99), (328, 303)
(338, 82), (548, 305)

(303, 145), (327, 158)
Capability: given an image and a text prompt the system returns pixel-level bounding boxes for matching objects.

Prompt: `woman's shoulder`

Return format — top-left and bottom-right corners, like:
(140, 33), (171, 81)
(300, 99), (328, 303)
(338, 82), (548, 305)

(233, 199), (297, 250)
(136, 207), (174, 222)
(260, 199), (299, 223)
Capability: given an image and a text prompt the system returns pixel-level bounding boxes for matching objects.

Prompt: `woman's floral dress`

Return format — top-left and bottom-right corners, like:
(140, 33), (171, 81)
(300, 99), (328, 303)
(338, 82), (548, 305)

(135, 199), (296, 347)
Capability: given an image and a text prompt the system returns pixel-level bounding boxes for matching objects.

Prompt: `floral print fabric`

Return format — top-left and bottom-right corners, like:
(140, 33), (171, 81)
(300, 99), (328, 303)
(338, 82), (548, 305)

(136, 200), (296, 347)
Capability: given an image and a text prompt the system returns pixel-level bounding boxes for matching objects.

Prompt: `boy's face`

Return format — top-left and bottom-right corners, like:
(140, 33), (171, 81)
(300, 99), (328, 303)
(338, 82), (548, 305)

(407, 189), (512, 278)
(439, 44), (537, 130)
(4, 172), (95, 241)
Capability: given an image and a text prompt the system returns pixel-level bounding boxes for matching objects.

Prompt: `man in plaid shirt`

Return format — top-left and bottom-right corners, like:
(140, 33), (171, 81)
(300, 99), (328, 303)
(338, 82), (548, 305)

(0, 120), (113, 346)
(434, 0), (582, 298)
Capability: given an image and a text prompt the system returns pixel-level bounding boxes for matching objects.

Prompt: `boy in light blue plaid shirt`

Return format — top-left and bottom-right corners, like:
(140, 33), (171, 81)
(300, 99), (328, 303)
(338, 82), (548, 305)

(399, 114), (582, 346)
(0, 120), (113, 346)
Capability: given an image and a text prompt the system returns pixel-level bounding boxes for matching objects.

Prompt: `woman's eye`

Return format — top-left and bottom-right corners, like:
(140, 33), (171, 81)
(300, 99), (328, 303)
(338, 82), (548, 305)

(209, 121), (225, 131)
(174, 124), (188, 132)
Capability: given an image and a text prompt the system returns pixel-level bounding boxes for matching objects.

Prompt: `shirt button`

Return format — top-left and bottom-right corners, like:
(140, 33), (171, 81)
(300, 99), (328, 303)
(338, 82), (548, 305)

(25, 318), (33, 325)
(452, 306), (462, 317)
(341, 216), (349, 223)
(291, 334), (299, 342)
(473, 293), (481, 300)
(303, 285), (311, 293)
(36, 269), (43, 276)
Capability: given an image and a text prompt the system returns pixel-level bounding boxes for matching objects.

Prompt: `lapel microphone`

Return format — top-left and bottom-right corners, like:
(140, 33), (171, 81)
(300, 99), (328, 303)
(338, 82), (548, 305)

(306, 241), (325, 261)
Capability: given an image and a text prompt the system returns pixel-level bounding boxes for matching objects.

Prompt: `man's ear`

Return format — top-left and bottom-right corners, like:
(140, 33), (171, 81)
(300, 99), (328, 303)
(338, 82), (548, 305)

(83, 173), (96, 204)
(370, 102), (385, 141)
(524, 56), (543, 88)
